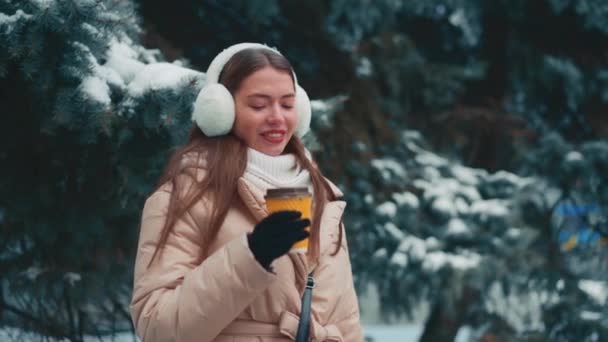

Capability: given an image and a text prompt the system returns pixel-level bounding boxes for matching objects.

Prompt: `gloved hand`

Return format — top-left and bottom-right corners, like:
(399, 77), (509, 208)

(247, 210), (310, 270)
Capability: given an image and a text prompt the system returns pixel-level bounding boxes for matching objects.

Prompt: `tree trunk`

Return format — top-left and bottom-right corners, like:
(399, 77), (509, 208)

(419, 287), (480, 342)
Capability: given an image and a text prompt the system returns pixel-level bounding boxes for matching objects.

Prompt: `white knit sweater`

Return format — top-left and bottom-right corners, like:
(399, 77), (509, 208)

(243, 148), (312, 192)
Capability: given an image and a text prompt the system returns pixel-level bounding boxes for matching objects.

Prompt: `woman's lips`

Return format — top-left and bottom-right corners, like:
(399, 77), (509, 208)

(261, 131), (285, 144)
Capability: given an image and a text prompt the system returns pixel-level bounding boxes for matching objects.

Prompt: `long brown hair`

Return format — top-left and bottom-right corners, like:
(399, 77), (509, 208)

(147, 48), (343, 268)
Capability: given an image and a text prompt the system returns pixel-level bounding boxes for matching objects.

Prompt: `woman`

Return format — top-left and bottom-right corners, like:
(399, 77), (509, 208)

(130, 43), (363, 342)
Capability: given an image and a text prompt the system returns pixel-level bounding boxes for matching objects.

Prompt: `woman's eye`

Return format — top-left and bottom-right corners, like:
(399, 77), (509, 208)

(282, 104), (294, 109)
(251, 105), (265, 110)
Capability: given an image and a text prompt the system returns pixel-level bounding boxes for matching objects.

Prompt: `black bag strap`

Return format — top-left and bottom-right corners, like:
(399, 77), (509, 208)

(295, 272), (315, 342)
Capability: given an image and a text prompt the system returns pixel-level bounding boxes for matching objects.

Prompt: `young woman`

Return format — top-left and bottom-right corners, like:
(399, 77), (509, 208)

(129, 43), (363, 342)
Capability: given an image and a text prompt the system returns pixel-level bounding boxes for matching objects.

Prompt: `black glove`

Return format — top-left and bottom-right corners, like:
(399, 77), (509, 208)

(247, 210), (310, 270)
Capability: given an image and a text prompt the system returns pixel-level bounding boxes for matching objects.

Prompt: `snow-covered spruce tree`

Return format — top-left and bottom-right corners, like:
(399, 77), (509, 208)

(320, 0), (608, 170)
(330, 128), (607, 341)
(0, 0), (203, 338)
(313, 1), (608, 339)
(338, 129), (539, 341)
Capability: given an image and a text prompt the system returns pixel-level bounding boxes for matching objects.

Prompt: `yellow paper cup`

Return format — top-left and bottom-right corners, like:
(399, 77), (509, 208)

(265, 187), (312, 254)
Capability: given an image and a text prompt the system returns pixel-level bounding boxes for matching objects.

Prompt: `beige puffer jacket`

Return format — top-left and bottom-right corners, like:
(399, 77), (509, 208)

(129, 167), (364, 342)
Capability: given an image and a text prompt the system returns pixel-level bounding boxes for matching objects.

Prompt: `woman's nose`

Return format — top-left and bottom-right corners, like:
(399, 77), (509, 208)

(266, 103), (285, 124)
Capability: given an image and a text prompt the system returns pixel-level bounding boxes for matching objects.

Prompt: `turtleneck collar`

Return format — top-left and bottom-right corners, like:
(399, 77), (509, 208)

(244, 148), (312, 191)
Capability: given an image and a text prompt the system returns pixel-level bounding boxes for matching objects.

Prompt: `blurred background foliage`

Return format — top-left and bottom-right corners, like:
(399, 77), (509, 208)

(1, 0), (607, 341)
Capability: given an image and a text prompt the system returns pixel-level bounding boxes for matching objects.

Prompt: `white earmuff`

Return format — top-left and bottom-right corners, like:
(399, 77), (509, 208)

(192, 43), (312, 137)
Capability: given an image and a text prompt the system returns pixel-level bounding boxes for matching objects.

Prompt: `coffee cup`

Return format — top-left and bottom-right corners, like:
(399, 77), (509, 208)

(265, 187), (312, 253)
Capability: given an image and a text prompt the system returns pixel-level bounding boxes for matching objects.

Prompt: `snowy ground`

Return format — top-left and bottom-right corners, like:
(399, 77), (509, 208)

(365, 325), (423, 341)
(0, 325), (424, 342)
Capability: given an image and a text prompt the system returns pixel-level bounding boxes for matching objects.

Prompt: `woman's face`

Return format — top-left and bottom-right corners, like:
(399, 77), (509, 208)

(232, 66), (297, 156)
